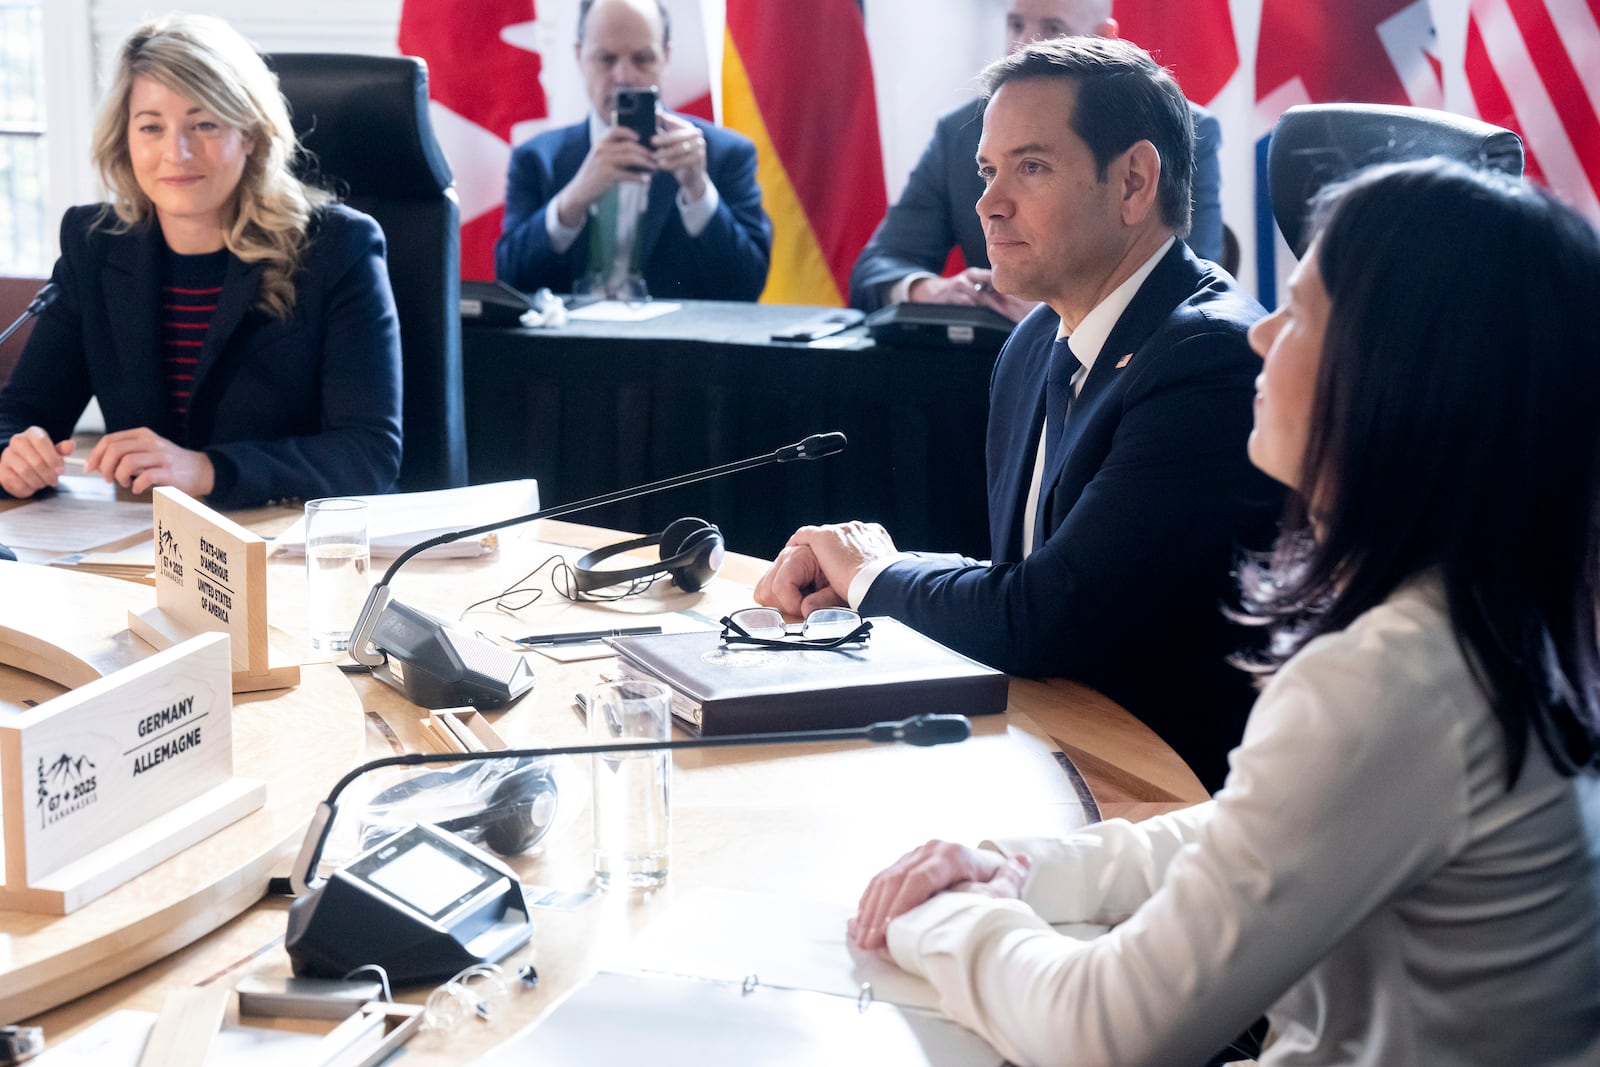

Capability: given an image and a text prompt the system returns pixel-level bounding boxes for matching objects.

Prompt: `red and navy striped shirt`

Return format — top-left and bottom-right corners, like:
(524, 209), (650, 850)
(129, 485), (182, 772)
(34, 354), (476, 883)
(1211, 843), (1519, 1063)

(159, 247), (228, 426)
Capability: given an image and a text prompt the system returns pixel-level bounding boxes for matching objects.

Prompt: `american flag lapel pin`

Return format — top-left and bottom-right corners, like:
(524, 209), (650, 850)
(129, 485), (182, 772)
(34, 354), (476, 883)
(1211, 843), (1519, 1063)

(1115, 352), (1134, 369)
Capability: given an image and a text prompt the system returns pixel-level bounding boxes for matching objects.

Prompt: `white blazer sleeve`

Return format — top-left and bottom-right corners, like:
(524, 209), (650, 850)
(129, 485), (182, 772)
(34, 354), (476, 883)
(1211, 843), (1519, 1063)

(886, 615), (1475, 1067)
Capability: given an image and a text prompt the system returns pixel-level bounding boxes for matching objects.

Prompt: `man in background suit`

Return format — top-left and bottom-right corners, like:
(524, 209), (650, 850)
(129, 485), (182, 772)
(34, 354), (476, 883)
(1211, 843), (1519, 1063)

(849, 0), (1224, 318)
(495, 0), (771, 300)
(756, 37), (1281, 791)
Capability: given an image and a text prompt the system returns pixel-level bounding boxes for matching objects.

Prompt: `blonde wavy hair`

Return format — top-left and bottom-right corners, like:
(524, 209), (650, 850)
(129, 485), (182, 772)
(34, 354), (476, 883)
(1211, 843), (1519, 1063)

(90, 13), (331, 318)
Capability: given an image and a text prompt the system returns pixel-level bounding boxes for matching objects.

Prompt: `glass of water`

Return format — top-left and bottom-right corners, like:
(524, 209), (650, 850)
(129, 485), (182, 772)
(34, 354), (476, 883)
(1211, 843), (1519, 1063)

(589, 679), (672, 890)
(304, 497), (369, 654)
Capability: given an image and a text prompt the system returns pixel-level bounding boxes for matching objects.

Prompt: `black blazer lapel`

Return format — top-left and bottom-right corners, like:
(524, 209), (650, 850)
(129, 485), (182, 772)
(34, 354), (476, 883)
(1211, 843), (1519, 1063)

(1093, 242), (1203, 382)
(987, 311), (1058, 562)
(100, 224), (167, 435)
(1035, 242), (1204, 527)
(189, 254), (263, 420)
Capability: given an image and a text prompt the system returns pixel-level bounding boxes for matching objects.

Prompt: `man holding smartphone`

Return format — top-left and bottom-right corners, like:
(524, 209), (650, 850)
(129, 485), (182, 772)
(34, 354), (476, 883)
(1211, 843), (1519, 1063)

(496, 0), (772, 300)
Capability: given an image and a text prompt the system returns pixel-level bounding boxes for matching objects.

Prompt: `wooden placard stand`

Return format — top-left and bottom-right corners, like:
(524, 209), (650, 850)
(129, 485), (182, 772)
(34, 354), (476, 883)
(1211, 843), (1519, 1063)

(128, 488), (299, 693)
(0, 632), (266, 915)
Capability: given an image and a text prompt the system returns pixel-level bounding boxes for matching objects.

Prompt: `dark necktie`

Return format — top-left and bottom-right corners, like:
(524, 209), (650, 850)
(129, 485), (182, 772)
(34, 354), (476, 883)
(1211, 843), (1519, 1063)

(1042, 337), (1082, 465)
(1034, 337), (1082, 552)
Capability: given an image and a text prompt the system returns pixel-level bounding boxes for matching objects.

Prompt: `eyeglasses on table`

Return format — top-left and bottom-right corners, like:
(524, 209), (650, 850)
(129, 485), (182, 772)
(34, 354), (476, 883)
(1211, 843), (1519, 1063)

(718, 607), (873, 651)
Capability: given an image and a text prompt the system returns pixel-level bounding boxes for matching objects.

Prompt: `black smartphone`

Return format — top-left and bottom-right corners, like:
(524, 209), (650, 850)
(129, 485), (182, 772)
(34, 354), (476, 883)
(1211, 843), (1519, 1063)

(613, 86), (658, 148)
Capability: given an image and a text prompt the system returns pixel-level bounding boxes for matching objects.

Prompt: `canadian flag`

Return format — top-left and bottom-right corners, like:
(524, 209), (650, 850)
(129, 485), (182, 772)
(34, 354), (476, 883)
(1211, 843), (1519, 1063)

(397, 0), (547, 281)
(396, 1), (713, 281)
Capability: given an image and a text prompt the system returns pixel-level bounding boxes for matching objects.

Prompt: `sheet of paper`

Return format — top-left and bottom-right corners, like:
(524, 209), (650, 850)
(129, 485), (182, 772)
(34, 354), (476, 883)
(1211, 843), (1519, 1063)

(27, 1007), (343, 1067)
(29, 1010), (153, 1067)
(566, 300), (681, 323)
(618, 887), (942, 1011)
(268, 479), (539, 558)
(473, 970), (1003, 1067)
(0, 476), (151, 552)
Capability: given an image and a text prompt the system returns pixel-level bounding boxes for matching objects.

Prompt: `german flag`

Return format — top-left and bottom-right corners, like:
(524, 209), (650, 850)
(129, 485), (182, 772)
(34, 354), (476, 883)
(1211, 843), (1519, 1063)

(722, 0), (886, 305)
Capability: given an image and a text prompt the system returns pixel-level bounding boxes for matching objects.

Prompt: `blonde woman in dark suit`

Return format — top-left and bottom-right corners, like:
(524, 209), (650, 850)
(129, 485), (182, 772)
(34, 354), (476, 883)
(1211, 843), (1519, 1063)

(0, 12), (401, 508)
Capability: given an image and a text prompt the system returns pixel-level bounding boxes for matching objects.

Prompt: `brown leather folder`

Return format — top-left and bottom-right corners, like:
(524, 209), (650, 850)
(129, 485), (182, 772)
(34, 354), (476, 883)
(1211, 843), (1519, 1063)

(606, 617), (1008, 735)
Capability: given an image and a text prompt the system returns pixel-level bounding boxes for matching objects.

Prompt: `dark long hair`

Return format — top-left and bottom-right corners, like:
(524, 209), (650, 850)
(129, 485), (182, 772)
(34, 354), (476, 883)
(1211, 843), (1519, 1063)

(1240, 159), (1600, 785)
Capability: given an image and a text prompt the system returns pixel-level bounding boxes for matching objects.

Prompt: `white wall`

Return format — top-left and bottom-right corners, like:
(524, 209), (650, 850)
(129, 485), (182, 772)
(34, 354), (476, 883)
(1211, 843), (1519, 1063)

(43, 0), (405, 251)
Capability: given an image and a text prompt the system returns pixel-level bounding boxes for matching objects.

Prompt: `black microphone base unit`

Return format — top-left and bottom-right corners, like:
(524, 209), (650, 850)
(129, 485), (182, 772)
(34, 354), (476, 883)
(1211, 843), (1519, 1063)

(368, 599), (535, 709)
(287, 823), (531, 985)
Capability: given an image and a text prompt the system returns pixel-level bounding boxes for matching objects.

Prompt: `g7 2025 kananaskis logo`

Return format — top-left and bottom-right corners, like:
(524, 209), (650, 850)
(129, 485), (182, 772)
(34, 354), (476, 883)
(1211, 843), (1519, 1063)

(37, 752), (99, 828)
(156, 519), (184, 584)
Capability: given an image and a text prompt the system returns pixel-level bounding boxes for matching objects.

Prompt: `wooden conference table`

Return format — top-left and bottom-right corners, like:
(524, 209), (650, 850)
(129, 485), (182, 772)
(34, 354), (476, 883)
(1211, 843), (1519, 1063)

(3, 496), (1206, 1060)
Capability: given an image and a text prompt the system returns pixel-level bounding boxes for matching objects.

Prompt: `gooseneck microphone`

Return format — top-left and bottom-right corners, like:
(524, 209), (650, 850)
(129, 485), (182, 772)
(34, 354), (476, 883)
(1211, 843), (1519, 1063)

(347, 432), (848, 709)
(0, 282), (58, 349)
(375, 431), (846, 586)
(287, 711), (967, 897)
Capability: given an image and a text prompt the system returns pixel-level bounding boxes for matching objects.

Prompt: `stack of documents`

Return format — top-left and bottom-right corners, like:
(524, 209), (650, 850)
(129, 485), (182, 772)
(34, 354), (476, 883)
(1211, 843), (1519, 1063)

(269, 480), (539, 559)
(49, 541), (158, 585)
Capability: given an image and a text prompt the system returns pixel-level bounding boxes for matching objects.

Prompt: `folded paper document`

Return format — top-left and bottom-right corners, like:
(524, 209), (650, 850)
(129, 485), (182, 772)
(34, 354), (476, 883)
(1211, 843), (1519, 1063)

(269, 480), (539, 559)
(606, 617), (1008, 735)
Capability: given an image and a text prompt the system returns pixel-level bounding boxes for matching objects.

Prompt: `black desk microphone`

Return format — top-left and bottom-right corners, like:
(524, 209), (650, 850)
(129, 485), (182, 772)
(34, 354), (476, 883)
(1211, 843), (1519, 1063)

(0, 282), (57, 349)
(347, 432), (848, 710)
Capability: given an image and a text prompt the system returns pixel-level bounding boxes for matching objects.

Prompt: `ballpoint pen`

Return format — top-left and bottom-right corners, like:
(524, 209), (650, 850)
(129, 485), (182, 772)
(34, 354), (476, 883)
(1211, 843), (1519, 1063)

(514, 625), (663, 647)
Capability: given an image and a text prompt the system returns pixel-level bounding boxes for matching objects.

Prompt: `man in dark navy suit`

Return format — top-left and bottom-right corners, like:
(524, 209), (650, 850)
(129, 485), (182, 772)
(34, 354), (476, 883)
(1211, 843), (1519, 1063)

(848, 0), (1225, 318)
(495, 0), (771, 300)
(755, 37), (1281, 791)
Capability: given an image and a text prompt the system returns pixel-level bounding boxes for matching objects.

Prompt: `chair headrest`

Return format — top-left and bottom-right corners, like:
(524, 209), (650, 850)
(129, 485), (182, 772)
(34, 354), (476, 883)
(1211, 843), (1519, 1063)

(267, 53), (453, 200)
(1268, 103), (1524, 257)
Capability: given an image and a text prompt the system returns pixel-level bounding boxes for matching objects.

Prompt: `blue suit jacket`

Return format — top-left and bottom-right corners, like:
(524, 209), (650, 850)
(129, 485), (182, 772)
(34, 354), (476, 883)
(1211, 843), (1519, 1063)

(862, 242), (1282, 790)
(0, 203), (402, 508)
(495, 115), (772, 301)
(849, 98), (1225, 310)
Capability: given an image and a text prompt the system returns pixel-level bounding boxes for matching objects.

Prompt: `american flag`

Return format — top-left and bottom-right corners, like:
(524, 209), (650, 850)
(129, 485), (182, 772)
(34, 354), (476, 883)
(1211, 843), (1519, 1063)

(1463, 0), (1600, 225)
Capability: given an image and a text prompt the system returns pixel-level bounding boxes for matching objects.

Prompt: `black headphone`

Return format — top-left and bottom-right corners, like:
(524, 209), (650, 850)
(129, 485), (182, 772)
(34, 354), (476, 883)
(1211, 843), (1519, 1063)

(571, 516), (725, 595)
(359, 759), (559, 857)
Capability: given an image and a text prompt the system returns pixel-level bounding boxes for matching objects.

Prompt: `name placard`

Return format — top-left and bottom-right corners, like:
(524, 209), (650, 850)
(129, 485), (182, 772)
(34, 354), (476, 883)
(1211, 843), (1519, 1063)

(129, 487), (298, 692)
(0, 632), (266, 914)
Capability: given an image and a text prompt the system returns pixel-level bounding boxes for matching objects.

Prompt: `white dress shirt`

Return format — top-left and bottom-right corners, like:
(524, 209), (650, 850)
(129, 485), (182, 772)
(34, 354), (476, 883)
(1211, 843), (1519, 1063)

(886, 577), (1600, 1066)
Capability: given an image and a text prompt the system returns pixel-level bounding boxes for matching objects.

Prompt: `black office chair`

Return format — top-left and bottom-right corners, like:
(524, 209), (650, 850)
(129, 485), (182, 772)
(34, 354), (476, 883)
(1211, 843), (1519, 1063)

(268, 53), (469, 492)
(1219, 223), (1240, 277)
(1267, 102), (1524, 258)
